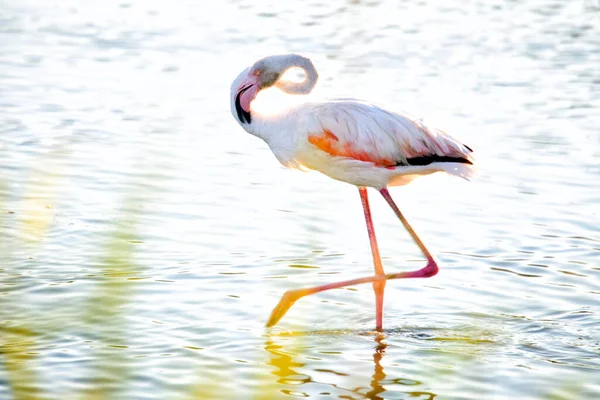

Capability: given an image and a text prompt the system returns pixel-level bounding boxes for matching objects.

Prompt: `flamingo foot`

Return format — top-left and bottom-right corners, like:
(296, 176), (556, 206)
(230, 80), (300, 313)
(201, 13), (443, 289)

(264, 261), (437, 328)
(266, 289), (304, 328)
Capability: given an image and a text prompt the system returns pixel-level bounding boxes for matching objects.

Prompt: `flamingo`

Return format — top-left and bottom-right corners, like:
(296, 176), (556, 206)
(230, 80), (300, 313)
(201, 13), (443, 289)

(230, 54), (474, 331)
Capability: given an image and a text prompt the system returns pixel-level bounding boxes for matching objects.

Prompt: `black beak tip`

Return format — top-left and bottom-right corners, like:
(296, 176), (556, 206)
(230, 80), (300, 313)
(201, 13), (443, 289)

(235, 86), (252, 124)
(241, 109), (251, 124)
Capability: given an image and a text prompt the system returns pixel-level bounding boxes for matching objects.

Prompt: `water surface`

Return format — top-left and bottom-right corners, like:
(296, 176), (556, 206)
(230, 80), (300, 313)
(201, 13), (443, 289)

(1, 0), (599, 398)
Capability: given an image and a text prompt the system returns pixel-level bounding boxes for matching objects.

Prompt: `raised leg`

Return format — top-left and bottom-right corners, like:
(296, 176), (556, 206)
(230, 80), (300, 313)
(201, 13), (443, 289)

(359, 187), (386, 331)
(379, 188), (436, 268)
(265, 187), (438, 329)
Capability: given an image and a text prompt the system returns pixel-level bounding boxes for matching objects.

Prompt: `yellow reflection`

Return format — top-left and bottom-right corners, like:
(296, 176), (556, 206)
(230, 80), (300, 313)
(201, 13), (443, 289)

(366, 334), (388, 400)
(262, 333), (434, 399)
(264, 340), (310, 383)
(79, 196), (140, 399)
(0, 325), (41, 400)
(19, 145), (66, 244)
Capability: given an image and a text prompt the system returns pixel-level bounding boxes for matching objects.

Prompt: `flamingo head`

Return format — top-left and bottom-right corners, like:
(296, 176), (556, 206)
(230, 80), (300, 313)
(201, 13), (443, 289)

(231, 54), (318, 125)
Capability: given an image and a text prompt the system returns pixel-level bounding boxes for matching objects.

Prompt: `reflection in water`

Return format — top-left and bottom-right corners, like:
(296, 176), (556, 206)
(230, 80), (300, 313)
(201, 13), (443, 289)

(265, 341), (311, 386)
(265, 333), (437, 399)
(264, 340), (311, 398)
(366, 334), (387, 400)
(0, 325), (41, 399)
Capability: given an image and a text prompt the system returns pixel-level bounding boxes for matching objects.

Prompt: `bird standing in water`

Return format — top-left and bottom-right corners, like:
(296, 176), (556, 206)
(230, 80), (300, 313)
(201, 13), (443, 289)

(230, 54), (474, 331)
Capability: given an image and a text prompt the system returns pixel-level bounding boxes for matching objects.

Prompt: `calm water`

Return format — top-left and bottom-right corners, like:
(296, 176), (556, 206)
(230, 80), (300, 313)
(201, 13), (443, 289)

(1, 0), (599, 399)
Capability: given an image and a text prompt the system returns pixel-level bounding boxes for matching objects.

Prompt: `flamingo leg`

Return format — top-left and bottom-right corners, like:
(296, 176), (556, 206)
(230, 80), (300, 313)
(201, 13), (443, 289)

(265, 187), (438, 329)
(379, 188), (436, 264)
(358, 187), (386, 331)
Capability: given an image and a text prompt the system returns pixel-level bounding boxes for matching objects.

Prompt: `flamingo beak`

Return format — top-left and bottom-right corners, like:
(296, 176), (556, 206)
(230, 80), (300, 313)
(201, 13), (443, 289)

(235, 75), (259, 124)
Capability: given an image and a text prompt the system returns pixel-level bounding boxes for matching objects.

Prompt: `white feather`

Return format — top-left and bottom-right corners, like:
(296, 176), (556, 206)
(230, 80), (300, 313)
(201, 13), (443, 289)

(242, 99), (474, 189)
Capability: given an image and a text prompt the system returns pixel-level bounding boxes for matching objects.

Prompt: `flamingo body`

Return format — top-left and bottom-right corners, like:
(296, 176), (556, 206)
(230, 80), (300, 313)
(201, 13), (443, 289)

(231, 72), (473, 189)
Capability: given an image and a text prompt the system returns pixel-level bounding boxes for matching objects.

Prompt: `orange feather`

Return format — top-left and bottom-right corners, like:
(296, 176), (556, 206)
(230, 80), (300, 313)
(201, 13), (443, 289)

(308, 129), (395, 167)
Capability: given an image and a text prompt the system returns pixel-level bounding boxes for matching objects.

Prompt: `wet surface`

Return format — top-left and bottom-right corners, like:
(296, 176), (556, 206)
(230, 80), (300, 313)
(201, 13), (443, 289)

(1, 0), (599, 398)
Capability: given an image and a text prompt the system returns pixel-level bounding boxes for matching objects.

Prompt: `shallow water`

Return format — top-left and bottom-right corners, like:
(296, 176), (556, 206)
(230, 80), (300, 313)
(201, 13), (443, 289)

(1, 0), (599, 399)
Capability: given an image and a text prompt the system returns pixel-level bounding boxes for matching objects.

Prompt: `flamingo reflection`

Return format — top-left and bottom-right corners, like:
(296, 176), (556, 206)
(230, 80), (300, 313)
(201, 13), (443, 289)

(264, 333), (437, 399)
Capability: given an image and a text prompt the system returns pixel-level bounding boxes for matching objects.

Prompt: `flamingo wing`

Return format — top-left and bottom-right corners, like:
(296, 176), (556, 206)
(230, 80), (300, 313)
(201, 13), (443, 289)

(302, 100), (473, 168)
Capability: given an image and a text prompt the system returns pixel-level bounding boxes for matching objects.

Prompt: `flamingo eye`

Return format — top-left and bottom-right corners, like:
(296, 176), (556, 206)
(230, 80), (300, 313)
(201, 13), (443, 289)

(253, 70), (261, 77)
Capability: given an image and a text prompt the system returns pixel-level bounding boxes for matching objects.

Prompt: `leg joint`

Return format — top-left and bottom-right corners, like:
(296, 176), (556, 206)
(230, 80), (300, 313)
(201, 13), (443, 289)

(422, 260), (439, 277)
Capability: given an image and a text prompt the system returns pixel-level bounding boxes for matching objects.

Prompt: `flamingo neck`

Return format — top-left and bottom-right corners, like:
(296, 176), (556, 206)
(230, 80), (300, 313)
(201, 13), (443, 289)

(243, 109), (302, 169)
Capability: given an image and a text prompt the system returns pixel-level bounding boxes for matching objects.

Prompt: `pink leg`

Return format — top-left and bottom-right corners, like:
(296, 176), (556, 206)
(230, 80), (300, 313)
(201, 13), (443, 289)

(359, 187), (386, 331)
(379, 188), (437, 268)
(265, 187), (438, 329)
